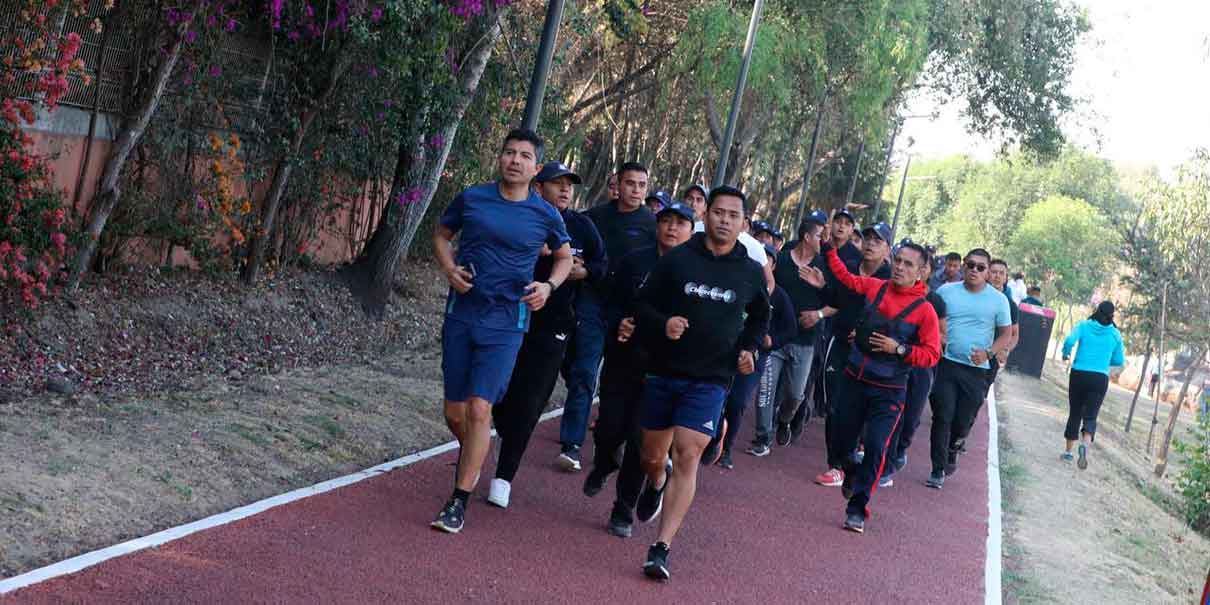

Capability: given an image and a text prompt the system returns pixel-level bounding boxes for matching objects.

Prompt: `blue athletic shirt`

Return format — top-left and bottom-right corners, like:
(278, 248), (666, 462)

(1062, 319), (1125, 376)
(936, 282), (1012, 369)
(440, 183), (571, 332)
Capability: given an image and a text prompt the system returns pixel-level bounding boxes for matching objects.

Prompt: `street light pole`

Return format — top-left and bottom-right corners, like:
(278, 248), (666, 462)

(844, 138), (865, 207)
(889, 155), (911, 242)
(521, 0), (567, 132)
(714, 0), (766, 189)
(871, 120), (900, 220)
(792, 92), (828, 228)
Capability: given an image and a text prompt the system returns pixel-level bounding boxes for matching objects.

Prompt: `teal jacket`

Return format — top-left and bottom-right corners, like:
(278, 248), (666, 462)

(1063, 319), (1125, 376)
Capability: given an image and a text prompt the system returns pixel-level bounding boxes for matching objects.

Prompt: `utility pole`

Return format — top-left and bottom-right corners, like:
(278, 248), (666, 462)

(713, 0), (766, 189)
(844, 138), (865, 208)
(521, 0), (567, 132)
(1147, 283), (1169, 453)
(889, 155), (911, 241)
(871, 120), (900, 220)
(792, 91), (828, 228)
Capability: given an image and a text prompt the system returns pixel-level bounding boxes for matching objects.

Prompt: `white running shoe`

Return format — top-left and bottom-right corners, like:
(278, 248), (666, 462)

(487, 478), (511, 508)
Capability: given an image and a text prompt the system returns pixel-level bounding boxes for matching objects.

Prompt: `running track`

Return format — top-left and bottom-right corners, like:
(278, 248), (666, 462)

(2, 404), (991, 604)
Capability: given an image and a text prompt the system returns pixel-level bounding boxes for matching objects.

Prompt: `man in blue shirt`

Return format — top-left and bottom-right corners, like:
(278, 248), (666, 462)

(430, 129), (572, 533)
(927, 248), (1013, 489)
(487, 161), (606, 509)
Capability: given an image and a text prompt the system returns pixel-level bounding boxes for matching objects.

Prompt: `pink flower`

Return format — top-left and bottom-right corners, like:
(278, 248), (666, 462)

(226, 18), (237, 31)
(370, 7), (382, 21)
(208, 65), (222, 77)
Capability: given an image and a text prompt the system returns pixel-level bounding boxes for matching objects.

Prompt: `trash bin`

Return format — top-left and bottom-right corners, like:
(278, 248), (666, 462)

(1006, 303), (1055, 378)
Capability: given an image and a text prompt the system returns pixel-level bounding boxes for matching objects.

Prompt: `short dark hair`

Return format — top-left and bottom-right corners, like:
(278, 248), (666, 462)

(898, 241), (929, 266)
(502, 128), (544, 162)
(945, 252), (962, 263)
(617, 161), (648, 177)
(1028, 286), (1042, 294)
(989, 259), (1008, 269)
(797, 219), (824, 241)
(966, 248), (992, 262)
(706, 185), (748, 213)
(1013, 272), (1024, 280)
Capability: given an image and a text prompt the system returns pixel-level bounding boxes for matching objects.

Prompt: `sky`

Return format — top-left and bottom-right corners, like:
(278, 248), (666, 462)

(898, 0), (1210, 173)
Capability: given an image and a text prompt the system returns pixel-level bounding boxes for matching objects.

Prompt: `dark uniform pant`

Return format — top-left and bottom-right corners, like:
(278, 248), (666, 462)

(828, 374), (905, 518)
(492, 325), (570, 483)
(590, 343), (647, 511)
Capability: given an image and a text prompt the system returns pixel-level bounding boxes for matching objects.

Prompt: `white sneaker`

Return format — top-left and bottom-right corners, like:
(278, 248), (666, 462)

(487, 478), (511, 508)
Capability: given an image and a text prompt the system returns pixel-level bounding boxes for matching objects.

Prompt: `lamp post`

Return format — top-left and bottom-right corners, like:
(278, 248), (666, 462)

(521, 0), (568, 132)
(871, 113), (933, 220)
(713, 0), (766, 189)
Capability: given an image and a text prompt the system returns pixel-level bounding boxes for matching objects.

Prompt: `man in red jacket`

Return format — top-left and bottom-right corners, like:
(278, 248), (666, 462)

(804, 223), (940, 533)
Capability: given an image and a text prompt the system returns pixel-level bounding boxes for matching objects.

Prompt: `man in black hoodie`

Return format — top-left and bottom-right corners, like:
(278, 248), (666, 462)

(630, 186), (770, 580)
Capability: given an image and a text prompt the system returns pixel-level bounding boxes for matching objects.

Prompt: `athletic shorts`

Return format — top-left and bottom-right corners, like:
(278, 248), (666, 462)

(638, 375), (728, 437)
(441, 317), (524, 404)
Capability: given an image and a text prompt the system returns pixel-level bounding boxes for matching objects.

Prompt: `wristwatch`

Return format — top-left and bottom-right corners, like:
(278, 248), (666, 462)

(816, 310), (824, 321)
(545, 280), (558, 291)
(896, 343), (909, 357)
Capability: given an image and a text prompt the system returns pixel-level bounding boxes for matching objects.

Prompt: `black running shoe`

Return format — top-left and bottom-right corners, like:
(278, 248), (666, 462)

(643, 542), (671, 580)
(775, 422), (792, 446)
(608, 501), (633, 538)
(583, 467), (610, 497)
(636, 473), (668, 523)
(430, 498), (465, 534)
(717, 449), (734, 469)
(926, 470), (945, 490)
(843, 513), (865, 534)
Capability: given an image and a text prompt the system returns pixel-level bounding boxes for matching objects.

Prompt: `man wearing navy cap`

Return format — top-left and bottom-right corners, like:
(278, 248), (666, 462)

(583, 201), (695, 539)
(645, 190), (673, 214)
(488, 162), (607, 509)
(751, 220), (778, 248)
(682, 184), (707, 221)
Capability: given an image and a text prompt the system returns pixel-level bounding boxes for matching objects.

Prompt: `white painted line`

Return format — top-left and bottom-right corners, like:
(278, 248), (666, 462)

(985, 386), (1003, 605)
(0, 407), (567, 595)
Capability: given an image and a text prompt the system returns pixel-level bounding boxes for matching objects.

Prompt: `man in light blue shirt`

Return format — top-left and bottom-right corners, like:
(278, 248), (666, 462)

(926, 248), (1013, 489)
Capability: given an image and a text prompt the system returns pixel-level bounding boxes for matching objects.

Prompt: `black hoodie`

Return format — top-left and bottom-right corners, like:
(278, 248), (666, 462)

(635, 232), (770, 384)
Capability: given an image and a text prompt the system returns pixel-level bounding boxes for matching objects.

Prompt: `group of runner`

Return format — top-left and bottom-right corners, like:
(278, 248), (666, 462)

(428, 128), (1024, 580)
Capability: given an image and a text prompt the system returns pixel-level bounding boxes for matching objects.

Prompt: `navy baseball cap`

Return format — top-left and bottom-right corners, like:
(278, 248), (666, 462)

(804, 209), (829, 226)
(656, 201), (696, 223)
(751, 220), (776, 236)
(862, 222), (893, 243)
(646, 190), (673, 209)
(535, 162), (581, 184)
(763, 243), (778, 259)
(833, 208), (856, 223)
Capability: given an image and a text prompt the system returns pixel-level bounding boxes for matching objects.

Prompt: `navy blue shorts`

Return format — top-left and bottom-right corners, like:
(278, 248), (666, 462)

(638, 375), (728, 437)
(441, 318), (524, 404)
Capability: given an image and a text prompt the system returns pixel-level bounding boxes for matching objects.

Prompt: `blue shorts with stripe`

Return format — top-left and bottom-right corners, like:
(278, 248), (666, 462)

(441, 317), (524, 404)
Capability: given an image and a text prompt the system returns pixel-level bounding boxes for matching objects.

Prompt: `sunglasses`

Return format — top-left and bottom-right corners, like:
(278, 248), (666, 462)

(965, 261), (988, 272)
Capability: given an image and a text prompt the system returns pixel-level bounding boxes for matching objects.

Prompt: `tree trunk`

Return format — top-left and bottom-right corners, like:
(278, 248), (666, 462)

(242, 51), (349, 284)
(343, 18), (501, 318)
(1154, 348), (1207, 477)
(68, 5), (200, 291)
(1124, 330), (1153, 432)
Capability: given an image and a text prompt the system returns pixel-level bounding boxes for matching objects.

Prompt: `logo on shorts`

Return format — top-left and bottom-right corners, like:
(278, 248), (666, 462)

(703, 420), (715, 430)
(683, 282), (736, 303)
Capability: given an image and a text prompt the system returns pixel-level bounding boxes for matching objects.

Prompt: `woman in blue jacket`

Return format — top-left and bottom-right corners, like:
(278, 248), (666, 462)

(1061, 301), (1125, 469)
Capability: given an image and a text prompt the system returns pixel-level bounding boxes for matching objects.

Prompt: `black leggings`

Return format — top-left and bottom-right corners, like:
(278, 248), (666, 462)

(1065, 369), (1109, 441)
(492, 325), (569, 482)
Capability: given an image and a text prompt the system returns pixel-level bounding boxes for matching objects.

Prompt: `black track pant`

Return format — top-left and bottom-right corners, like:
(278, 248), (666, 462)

(1065, 369), (1109, 441)
(590, 343), (647, 510)
(829, 374), (904, 518)
(889, 366), (934, 464)
(492, 325), (569, 483)
(928, 358), (989, 473)
(823, 338), (853, 468)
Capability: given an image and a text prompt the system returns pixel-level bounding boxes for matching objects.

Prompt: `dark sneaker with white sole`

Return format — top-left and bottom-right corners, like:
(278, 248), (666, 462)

(926, 470), (945, 489)
(636, 461), (671, 523)
(746, 442), (771, 457)
(717, 449), (734, 469)
(775, 422), (792, 446)
(430, 498), (465, 534)
(583, 467), (609, 497)
(557, 445), (582, 472)
(643, 542), (671, 580)
(843, 513), (865, 533)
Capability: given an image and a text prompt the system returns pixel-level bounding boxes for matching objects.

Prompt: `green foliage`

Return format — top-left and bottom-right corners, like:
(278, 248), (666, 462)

(1173, 412), (1210, 533)
(1006, 195), (1118, 306)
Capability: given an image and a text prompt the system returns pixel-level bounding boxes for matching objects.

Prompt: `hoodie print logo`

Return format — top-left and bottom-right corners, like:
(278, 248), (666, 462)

(684, 282), (737, 304)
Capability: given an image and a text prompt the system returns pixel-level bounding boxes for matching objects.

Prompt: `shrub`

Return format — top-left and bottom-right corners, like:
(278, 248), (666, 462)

(1174, 412), (1210, 533)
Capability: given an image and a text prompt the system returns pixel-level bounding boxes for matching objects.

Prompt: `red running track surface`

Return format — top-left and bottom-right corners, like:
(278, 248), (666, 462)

(3, 405), (989, 604)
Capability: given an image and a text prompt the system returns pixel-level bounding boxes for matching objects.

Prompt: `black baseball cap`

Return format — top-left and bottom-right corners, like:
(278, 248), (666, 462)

(804, 209), (829, 226)
(656, 201), (696, 223)
(862, 222), (893, 243)
(535, 162), (581, 184)
(646, 190), (673, 209)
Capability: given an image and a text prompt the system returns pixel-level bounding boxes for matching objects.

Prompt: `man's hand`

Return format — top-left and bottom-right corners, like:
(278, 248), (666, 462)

(618, 317), (636, 342)
(444, 265), (474, 294)
(539, 244), (552, 256)
(869, 332), (900, 355)
(567, 257), (588, 281)
(737, 350), (756, 375)
(666, 316), (689, 340)
(762, 334), (773, 349)
(520, 281), (553, 311)
(970, 348), (990, 366)
(799, 265), (826, 289)
(994, 348), (1009, 365)
(799, 310), (821, 330)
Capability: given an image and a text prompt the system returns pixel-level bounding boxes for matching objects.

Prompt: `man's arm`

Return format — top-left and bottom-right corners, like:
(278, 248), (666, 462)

(905, 307), (941, 368)
(521, 243), (572, 310)
(990, 325), (1013, 361)
(822, 244), (878, 295)
(581, 218), (608, 284)
(634, 258), (672, 336)
(433, 225), (472, 293)
(739, 276), (772, 353)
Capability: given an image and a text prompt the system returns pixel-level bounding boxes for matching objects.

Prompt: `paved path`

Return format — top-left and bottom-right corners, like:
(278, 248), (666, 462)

(3, 404), (991, 604)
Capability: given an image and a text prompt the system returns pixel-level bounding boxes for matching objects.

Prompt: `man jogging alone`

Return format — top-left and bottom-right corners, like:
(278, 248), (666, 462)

(488, 162), (605, 508)
(927, 249), (1012, 489)
(803, 227), (940, 533)
(431, 129), (572, 533)
(631, 186), (770, 579)
(582, 201), (695, 538)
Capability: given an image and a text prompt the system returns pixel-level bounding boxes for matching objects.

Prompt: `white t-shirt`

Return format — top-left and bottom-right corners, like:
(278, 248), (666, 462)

(694, 221), (768, 266)
(1008, 278), (1026, 304)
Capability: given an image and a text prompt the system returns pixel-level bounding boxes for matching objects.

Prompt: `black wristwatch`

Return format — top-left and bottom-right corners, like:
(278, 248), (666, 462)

(545, 280), (558, 291)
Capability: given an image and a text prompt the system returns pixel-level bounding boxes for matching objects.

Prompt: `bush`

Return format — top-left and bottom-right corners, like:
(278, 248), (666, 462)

(1174, 413), (1210, 533)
